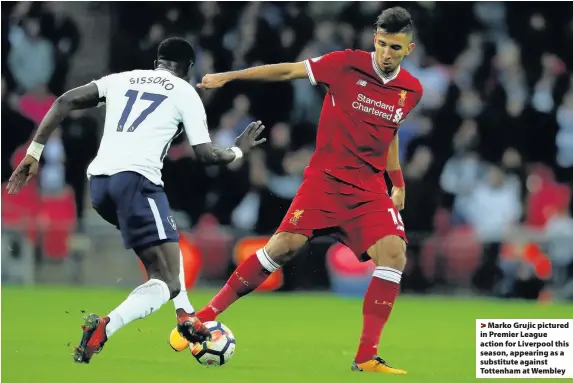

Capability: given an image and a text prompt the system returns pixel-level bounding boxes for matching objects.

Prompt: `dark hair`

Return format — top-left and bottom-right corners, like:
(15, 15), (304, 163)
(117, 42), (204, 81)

(376, 7), (413, 34)
(157, 37), (196, 65)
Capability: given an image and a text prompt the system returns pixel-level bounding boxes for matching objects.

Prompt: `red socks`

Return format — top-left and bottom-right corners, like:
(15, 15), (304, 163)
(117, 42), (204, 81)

(197, 249), (279, 322)
(355, 266), (402, 364)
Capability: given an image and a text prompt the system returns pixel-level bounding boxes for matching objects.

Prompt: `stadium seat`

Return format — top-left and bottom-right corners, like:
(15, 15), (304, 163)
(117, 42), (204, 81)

(38, 187), (77, 260)
(190, 214), (234, 279)
(2, 144), (42, 243)
(441, 226), (482, 287)
(326, 242), (375, 296)
(1, 180), (41, 244)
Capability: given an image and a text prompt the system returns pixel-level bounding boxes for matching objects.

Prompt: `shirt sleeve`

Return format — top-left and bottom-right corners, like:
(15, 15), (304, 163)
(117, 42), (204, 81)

(178, 86), (212, 146)
(303, 50), (348, 87)
(91, 73), (118, 99)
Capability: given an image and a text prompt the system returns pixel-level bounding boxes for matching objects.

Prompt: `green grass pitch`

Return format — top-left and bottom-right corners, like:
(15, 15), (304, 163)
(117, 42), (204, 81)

(2, 287), (570, 382)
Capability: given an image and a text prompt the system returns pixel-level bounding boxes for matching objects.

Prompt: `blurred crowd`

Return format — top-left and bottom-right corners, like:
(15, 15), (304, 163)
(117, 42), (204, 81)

(2, 2), (573, 298)
(2, 2), (100, 222)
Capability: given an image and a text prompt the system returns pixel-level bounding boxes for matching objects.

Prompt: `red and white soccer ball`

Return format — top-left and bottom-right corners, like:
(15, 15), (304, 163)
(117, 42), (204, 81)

(190, 321), (236, 366)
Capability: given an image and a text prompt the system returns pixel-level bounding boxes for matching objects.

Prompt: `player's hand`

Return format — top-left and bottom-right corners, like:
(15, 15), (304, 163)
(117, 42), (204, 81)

(235, 120), (267, 154)
(391, 186), (405, 211)
(196, 73), (230, 89)
(6, 154), (39, 195)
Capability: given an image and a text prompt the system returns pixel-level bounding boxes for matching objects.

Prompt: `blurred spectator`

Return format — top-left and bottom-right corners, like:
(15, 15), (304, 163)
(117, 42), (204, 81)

(439, 120), (485, 224)
(401, 146), (437, 291)
(139, 24), (166, 69)
(500, 147), (527, 205)
(466, 165), (522, 243)
(8, 17), (55, 92)
(467, 165), (522, 293)
(1, 77), (35, 182)
(556, 91), (573, 175)
(401, 115), (433, 162)
(42, 2), (81, 95)
(227, 95), (256, 136)
(61, 110), (100, 225)
(544, 206), (573, 297)
(253, 123), (311, 234)
(291, 48), (324, 127)
(39, 128), (66, 195)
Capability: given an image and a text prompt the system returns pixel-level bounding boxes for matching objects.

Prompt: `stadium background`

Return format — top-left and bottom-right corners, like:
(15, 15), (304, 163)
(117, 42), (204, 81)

(2, 2), (573, 382)
(3, 1), (573, 300)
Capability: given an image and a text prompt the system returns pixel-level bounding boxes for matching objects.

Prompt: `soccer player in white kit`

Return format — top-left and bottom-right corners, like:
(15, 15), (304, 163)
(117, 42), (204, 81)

(7, 37), (266, 364)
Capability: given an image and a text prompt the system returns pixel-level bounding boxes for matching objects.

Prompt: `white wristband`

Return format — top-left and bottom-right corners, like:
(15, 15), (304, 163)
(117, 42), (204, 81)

(26, 141), (45, 161)
(229, 146), (243, 163)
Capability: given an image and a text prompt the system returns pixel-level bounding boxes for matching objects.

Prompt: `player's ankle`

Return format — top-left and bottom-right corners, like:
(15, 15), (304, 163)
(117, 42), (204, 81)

(355, 352), (374, 364)
(196, 306), (217, 322)
(175, 308), (192, 318)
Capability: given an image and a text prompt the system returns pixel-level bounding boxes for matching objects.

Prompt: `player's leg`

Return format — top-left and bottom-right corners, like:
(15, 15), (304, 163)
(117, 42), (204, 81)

(195, 176), (337, 322)
(196, 231), (309, 321)
(168, 249), (205, 352)
(340, 196), (407, 374)
(74, 173), (209, 363)
(352, 234), (407, 373)
(172, 249), (195, 315)
(190, 175), (338, 325)
(103, 242), (183, 338)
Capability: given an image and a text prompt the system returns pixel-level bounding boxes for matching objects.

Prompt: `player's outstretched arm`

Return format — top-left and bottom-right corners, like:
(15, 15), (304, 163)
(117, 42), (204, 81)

(6, 83), (101, 194)
(197, 62), (308, 89)
(192, 121), (267, 166)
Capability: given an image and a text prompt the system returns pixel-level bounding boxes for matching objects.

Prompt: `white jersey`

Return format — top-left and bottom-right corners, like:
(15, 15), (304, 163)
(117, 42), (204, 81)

(87, 68), (211, 185)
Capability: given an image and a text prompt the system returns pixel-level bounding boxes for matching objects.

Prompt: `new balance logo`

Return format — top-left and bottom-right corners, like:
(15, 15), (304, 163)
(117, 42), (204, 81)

(208, 305), (220, 314)
(356, 79), (367, 87)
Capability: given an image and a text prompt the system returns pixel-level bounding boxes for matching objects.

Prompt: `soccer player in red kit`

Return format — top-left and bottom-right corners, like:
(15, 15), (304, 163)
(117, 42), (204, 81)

(185, 7), (422, 373)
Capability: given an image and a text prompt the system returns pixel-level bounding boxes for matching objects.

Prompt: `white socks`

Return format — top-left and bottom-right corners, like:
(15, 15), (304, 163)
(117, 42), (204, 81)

(256, 248), (280, 272)
(373, 266), (402, 284)
(172, 251), (195, 313)
(105, 251), (197, 338)
(106, 278), (170, 338)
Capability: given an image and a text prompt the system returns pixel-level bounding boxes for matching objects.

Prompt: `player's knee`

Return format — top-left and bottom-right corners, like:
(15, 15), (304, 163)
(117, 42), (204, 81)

(147, 272), (180, 299)
(265, 232), (308, 265)
(367, 235), (407, 270)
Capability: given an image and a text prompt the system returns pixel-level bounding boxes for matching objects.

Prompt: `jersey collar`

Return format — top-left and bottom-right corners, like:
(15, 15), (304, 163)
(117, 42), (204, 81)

(154, 67), (176, 76)
(371, 52), (400, 84)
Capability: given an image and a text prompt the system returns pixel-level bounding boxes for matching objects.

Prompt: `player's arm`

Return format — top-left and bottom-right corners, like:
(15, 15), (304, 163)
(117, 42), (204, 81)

(197, 62), (308, 89)
(386, 134), (406, 210)
(197, 51), (347, 89)
(6, 83), (101, 194)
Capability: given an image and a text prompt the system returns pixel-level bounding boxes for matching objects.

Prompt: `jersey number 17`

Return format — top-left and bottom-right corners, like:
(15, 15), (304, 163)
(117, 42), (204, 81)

(117, 89), (167, 132)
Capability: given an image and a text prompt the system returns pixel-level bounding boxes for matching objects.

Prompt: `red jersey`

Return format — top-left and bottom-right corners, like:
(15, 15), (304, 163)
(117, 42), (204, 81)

(303, 49), (423, 192)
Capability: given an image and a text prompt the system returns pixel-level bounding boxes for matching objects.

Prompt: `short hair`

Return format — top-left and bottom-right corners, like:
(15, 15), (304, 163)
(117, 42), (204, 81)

(375, 7), (413, 34)
(157, 37), (196, 65)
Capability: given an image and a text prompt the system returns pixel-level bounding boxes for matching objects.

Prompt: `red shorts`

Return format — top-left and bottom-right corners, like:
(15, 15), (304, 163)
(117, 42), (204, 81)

(276, 173), (407, 261)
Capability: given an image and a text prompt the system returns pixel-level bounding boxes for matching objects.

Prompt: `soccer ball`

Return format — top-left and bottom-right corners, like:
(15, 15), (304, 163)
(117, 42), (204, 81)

(190, 321), (236, 366)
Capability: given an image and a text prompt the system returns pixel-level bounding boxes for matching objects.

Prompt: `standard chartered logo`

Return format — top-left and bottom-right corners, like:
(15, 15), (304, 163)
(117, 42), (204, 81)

(392, 108), (403, 123)
(352, 93), (403, 123)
